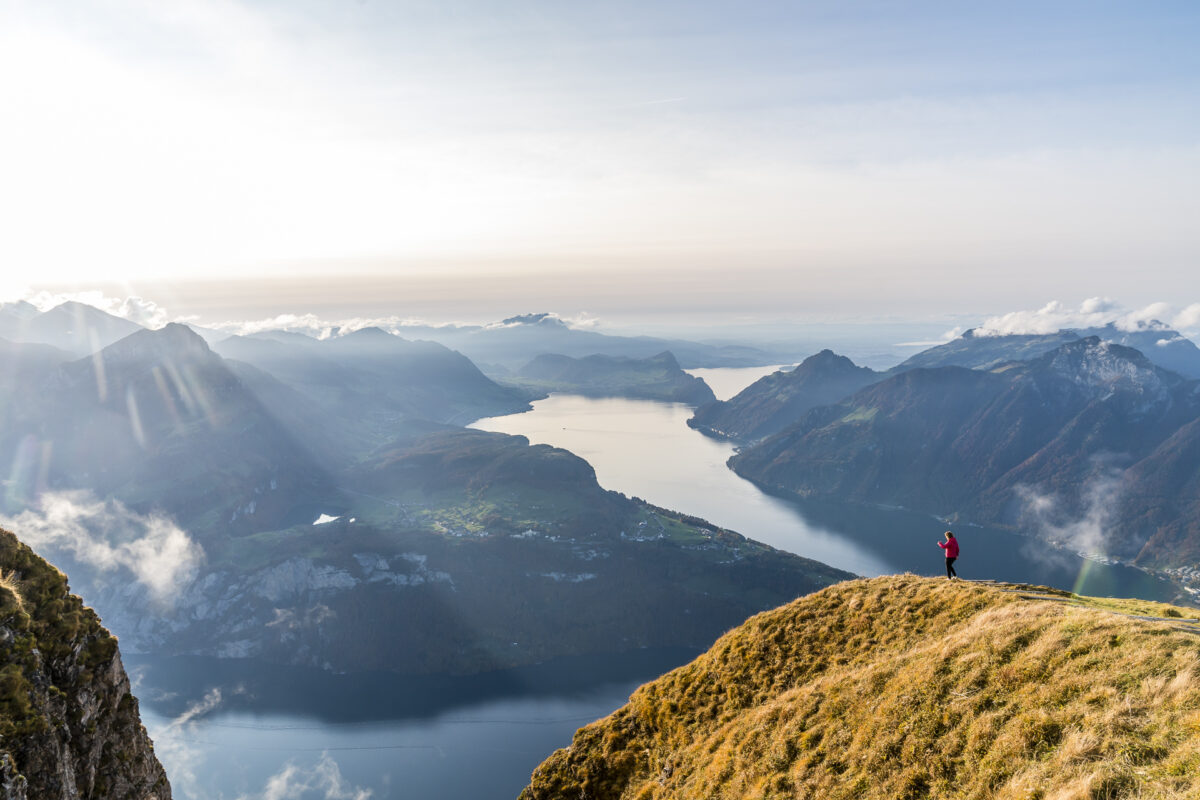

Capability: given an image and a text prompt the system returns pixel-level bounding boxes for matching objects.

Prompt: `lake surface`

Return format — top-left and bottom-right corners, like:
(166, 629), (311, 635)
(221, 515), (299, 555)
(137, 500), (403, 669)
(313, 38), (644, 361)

(685, 364), (792, 400)
(472, 393), (1178, 601)
(142, 367), (1179, 798)
(133, 648), (696, 800)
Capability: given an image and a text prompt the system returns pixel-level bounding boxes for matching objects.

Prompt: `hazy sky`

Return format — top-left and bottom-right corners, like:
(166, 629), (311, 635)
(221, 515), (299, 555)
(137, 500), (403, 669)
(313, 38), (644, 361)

(2, 1), (1198, 322)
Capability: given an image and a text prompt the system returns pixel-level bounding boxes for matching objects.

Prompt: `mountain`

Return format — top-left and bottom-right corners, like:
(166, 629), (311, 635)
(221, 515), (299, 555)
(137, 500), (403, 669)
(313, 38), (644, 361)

(8, 302), (144, 357)
(75, 428), (851, 674)
(0, 301), (41, 341)
(509, 351), (716, 404)
(1076, 323), (1200, 380)
(1113, 416), (1200, 568)
(214, 326), (532, 435)
(368, 314), (784, 369)
(0, 528), (170, 799)
(0, 325), (850, 675)
(730, 338), (1200, 564)
(522, 575), (1200, 800)
(896, 323), (1200, 379)
(894, 328), (1081, 371)
(0, 323), (333, 535)
(689, 350), (882, 442)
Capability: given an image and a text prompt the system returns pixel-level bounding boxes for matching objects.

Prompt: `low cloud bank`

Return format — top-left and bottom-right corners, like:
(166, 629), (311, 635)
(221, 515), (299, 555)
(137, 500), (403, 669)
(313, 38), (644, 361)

(210, 309), (602, 339)
(23, 290), (178, 329)
(1016, 461), (1126, 559)
(0, 490), (204, 603)
(976, 298), (1200, 338)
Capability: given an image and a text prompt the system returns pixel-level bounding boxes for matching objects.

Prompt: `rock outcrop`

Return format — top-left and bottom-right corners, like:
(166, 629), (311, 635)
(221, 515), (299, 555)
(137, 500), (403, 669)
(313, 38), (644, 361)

(0, 529), (170, 799)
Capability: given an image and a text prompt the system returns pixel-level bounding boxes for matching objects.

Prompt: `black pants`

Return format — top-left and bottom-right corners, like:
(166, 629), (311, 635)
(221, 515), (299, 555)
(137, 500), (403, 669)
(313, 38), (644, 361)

(945, 557), (957, 578)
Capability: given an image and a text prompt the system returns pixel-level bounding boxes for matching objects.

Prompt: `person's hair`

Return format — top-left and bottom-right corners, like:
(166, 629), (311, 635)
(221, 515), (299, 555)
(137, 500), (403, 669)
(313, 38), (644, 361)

(945, 531), (955, 538)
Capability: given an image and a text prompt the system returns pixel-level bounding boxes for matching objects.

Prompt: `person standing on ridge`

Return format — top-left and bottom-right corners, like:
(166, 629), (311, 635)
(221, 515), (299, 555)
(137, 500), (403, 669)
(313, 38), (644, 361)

(937, 531), (959, 579)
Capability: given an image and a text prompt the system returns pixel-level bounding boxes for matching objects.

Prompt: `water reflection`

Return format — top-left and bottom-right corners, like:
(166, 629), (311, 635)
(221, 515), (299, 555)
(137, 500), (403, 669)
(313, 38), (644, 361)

(472, 394), (1179, 603)
(132, 648), (697, 800)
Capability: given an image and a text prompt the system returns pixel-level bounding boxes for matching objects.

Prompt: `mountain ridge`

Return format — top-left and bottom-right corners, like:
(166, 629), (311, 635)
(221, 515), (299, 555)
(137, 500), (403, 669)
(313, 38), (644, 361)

(522, 575), (1200, 800)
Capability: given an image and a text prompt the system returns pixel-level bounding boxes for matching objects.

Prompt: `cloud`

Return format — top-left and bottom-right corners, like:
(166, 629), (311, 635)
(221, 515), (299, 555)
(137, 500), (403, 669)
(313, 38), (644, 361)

(896, 326), (965, 348)
(211, 310), (603, 339)
(1015, 460), (1126, 558)
(976, 298), (1200, 337)
(0, 490), (204, 603)
(245, 755), (372, 800)
(24, 289), (178, 328)
(148, 685), (371, 800)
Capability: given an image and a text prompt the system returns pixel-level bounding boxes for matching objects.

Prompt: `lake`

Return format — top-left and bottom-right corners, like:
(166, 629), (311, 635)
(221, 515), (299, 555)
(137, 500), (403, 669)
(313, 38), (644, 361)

(133, 648), (697, 800)
(140, 367), (1178, 798)
(471, 393), (1177, 601)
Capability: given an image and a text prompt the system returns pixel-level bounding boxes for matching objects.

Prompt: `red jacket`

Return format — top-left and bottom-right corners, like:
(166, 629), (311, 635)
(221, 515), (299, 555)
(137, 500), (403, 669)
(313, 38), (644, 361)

(938, 538), (960, 558)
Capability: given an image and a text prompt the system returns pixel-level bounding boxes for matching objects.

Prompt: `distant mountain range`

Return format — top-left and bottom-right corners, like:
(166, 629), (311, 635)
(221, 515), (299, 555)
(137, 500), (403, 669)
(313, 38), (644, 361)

(728, 337), (1200, 569)
(386, 313), (787, 369)
(689, 350), (881, 441)
(691, 322), (1200, 446)
(0, 300), (143, 356)
(505, 351), (716, 405)
(896, 323), (1200, 378)
(0, 319), (849, 675)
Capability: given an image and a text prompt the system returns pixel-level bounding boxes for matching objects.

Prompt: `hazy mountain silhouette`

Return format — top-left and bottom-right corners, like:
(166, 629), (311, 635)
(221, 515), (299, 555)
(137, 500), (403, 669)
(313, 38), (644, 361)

(731, 338), (1200, 564)
(511, 351), (716, 404)
(895, 322), (1200, 378)
(371, 314), (782, 369)
(690, 350), (882, 442)
(4, 301), (144, 356)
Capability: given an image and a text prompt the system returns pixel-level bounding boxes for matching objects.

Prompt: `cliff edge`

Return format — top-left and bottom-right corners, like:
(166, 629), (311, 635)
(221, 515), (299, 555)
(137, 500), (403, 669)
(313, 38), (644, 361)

(0, 528), (170, 800)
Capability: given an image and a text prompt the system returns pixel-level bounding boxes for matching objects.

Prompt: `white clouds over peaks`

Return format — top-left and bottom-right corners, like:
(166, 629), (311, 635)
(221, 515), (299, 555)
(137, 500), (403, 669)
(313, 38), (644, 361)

(0, 490), (204, 604)
(25, 290), (178, 329)
(976, 299), (1200, 337)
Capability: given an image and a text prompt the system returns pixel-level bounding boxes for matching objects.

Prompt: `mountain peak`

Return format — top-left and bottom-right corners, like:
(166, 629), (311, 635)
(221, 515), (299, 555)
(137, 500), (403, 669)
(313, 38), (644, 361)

(794, 348), (866, 376)
(342, 326), (395, 340)
(1031, 336), (1178, 404)
(98, 321), (214, 364)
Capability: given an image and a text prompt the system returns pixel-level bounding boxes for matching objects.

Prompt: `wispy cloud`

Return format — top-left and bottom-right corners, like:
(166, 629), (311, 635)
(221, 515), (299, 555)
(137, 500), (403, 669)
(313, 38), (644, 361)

(1015, 458), (1127, 559)
(0, 490), (204, 604)
(976, 298), (1200, 337)
(211, 309), (603, 339)
(245, 754), (373, 800)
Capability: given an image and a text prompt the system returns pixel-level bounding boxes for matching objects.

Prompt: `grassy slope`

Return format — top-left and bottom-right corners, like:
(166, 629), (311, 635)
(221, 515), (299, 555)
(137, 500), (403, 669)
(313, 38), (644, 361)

(522, 575), (1200, 800)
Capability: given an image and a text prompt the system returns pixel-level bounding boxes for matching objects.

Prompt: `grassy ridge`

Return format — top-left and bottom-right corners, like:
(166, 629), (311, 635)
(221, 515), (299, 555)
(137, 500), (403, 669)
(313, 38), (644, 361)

(522, 575), (1200, 800)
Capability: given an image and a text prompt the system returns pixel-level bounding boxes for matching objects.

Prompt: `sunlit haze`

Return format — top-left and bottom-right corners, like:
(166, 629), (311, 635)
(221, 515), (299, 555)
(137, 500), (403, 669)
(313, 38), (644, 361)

(2, 1), (1198, 323)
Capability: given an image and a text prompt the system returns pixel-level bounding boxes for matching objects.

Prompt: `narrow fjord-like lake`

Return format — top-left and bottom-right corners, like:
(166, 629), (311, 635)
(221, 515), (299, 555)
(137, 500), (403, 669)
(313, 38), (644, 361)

(143, 367), (1177, 799)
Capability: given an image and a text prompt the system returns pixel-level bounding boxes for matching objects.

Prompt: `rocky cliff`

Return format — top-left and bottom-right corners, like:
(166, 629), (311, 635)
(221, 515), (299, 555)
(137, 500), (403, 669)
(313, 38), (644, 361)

(0, 529), (170, 800)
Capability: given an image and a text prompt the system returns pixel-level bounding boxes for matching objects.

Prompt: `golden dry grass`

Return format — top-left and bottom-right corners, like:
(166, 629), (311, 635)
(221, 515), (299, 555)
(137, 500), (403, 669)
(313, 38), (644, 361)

(522, 575), (1200, 800)
(0, 568), (25, 613)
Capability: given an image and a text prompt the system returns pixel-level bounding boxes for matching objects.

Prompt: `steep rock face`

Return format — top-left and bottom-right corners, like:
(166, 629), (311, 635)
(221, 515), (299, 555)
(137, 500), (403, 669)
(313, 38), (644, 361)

(0, 529), (169, 799)
(522, 576), (1200, 800)
(689, 350), (881, 442)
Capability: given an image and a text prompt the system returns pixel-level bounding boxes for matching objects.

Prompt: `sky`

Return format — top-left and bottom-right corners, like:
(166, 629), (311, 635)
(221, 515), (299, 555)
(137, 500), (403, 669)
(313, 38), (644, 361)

(1, 0), (1198, 325)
